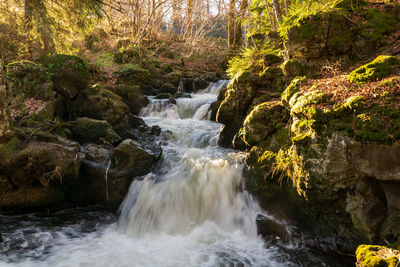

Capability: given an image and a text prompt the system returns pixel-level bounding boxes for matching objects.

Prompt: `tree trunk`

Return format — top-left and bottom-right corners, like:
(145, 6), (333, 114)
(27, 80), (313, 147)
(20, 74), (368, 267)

(186, 0), (194, 37)
(233, 0), (248, 50)
(265, 0), (275, 30)
(227, 0), (236, 51)
(271, 0), (282, 23)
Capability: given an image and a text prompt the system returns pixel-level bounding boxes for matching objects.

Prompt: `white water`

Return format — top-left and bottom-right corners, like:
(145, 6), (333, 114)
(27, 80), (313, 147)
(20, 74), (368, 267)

(0, 80), (295, 267)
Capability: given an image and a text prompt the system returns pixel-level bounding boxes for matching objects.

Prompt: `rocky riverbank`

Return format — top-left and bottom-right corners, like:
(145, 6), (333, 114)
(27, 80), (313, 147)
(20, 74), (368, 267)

(214, 0), (400, 259)
(0, 50), (224, 212)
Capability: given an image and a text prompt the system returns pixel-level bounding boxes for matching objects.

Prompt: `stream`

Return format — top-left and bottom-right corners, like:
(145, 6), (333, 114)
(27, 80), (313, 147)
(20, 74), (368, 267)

(0, 81), (349, 266)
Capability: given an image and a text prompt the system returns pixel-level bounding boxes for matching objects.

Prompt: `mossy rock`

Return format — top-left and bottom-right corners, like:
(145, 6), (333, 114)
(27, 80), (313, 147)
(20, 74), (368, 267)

(115, 64), (156, 88)
(290, 89), (328, 119)
(154, 93), (174, 99)
(113, 45), (144, 64)
(194, 77), (209, 91)
(159, 83), (177, 94)
(348, 55), (400, 84)
(0, 137), (22, 166)
(65, 117), (121, 145)
(5, 142), (80, 188)
(242, 102), (289, 146)
(39, 55), (91, 99)
(281, 76), (306, 106)
(111, 139), (158, 176)
(111, 85), (149, 115)
(6, 60), (53, 100)
(356, 245), (400, 267)
(281, 59), (305, 77)
(68, 88), (130, 131)
(333, 0), (367, 12)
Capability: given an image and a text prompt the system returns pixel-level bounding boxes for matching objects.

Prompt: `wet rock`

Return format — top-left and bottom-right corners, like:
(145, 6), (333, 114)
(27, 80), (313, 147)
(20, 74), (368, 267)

(194, 77), (209, 91)
(111, 139), (161, 177)
(154, 93), (174, 99)
(85, 144), (111, 164)
(110, 84), (149, 115)
(65, 117), (121, 145)
(159, 83), (177, 95)
(256, 214), (290, 242)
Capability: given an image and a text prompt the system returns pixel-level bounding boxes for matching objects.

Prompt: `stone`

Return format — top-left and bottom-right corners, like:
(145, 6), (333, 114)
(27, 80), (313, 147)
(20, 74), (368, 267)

(348, 55), (400, 84)
(39, 54), (90, 99)
(356, 245), (399, 267)
(159, 83), (177, 95)
(65, 117), (122, 145)
(111, 139), (161, 177)
(6, 60), (53, 99)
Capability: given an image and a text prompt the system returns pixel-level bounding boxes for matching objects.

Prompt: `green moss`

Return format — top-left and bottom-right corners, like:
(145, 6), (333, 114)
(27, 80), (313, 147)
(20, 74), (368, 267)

(356, 245), (400, 267)
(348, 55), (400, 83)
(290, 89), (327, 119)
(242, 101), (289, 146)
(360, 8), (397, 45)
(6, 60), (53, 100)
(0, 137), (22, 159)
(113, 45), (146, 64)
(281, 76), (306, 106)
(281, 60), (306, 77)
(274, 147), (310, 199)
(39, 54), (91, 80)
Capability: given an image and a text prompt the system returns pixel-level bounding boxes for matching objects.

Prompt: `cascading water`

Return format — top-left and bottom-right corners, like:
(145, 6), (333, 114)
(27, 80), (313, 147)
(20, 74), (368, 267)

(0, 80), (349, 267)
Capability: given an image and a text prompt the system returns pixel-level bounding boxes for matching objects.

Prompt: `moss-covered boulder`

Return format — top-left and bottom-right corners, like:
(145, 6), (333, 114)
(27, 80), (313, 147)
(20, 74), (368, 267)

(0, 142), (81, 209)
(65, 117), (121, 145)
(110, 84), (149, 115)
(286, 12), (353, 61)
(6, 60), (53, 99)
(194, 77), (209, 91)
(68, 88), (130, 132)
(242, 102), (289, 146)
(39, 55), (90, 99)
(281, 59), (305, 77)
(356, 245), (400, 267)
(159, 83), (177, 95)
(115, 64), (155, 89)
(281, 76), (306, 106)
(216, 69), (285, 147)
(111, 139), (160, 177)
(348, 55), (400, 84)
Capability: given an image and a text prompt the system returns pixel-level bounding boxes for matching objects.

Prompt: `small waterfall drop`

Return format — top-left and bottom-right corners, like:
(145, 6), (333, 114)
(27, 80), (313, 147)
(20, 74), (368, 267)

(120, 80), (261, 239)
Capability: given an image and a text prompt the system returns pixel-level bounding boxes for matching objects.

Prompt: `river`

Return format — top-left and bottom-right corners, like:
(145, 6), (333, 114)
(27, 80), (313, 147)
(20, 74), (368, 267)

(0, 81), (349, 266)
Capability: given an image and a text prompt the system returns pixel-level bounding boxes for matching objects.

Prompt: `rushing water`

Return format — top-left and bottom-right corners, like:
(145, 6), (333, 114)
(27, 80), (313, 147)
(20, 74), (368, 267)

(0, 81), (349, 266)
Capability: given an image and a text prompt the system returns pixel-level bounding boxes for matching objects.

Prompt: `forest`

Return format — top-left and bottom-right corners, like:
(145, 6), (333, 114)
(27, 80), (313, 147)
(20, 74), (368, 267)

(0, 0), (400, 266)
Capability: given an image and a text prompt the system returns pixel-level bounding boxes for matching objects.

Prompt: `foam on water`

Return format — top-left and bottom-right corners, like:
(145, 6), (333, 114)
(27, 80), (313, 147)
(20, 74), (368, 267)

(0, 80), (298, 267)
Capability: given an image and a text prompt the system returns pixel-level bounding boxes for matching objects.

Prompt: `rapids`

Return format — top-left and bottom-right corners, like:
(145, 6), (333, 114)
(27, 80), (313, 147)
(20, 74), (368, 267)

(0, 81), (349, 267)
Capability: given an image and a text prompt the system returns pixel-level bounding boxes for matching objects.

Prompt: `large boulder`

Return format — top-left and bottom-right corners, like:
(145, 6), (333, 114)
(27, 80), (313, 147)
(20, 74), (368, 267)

(347, 55), (400, 83)
(110, 84), (149, 115)
(0, 141), (81, 210)
(39, 54), (91, 99)
(6, 60), (53, 99)
(111, 139), (161, 177)
(242, 102), (289, 146)
(65, 117), (122, 145)
(216, 68), (285, 147)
